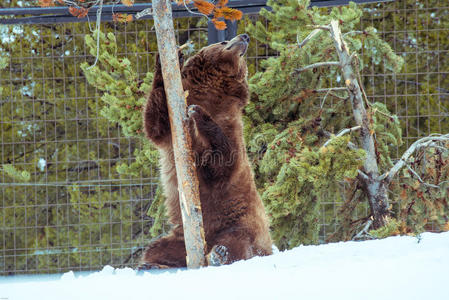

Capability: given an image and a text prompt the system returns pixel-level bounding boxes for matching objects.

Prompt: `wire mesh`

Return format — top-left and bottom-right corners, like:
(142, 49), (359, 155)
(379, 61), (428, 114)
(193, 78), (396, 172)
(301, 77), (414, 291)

(0, 0), (448, 275)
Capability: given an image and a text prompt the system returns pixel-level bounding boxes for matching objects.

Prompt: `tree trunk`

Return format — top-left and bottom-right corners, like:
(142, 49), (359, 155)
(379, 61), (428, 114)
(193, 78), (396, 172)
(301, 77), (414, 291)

(329, 20), (389, 228)
(152, 0), (207, 268)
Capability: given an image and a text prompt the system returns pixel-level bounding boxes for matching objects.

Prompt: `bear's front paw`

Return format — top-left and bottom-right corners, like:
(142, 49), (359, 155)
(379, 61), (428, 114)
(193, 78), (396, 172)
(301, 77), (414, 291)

(187, 104), (198, 117)
(207, 245), (230, 266)
(187, 104), (205, 120)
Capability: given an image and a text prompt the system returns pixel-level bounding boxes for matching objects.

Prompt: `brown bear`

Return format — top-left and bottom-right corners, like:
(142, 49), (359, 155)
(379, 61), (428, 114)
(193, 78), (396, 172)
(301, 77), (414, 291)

(141, 34), (272, 268)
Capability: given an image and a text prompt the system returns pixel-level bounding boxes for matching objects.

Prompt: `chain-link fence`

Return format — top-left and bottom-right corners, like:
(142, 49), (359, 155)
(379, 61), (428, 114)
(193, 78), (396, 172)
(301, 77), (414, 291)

(0, 0), (448, 275)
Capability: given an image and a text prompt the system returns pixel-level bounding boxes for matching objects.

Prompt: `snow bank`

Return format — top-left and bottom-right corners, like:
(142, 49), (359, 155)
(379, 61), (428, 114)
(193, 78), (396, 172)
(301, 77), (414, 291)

(2, 232), (449, 300)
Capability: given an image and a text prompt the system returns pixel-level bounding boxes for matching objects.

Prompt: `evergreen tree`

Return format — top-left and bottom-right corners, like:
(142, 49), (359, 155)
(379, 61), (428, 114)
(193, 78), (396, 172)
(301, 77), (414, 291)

(245, 0), (448, 249)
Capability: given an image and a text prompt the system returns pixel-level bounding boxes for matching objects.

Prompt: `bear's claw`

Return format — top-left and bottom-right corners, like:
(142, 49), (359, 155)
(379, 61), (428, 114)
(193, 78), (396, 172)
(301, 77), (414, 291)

(187, 104), (200, 118)
(208, 245), (229, 266)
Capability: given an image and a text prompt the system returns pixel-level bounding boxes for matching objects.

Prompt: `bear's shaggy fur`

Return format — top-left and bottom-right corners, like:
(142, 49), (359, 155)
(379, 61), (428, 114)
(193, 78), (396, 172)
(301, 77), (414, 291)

(141, 34), (272, 268)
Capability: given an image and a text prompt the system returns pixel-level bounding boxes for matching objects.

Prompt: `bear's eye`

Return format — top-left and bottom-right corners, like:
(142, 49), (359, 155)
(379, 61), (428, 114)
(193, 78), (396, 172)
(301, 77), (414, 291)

(220, 41), (228, 45)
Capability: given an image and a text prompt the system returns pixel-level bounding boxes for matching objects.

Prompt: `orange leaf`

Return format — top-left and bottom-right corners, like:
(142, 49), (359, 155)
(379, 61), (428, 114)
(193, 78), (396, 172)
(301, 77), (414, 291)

(215, 7), (242, 21)
(212, 18), (226, 30)
(39, 0), (55, 7)
(216, 0), (228, 7)
(121, 0), (134, 7)
(78, 7), (88, 18)
(68, 7), (88, 18)
(193, 0), (215, 15)
(112, 13), (133, 23)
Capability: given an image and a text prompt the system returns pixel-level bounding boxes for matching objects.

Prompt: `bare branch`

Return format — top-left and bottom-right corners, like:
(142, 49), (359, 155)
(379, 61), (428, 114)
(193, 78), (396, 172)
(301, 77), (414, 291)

(322, 125), (361, 148)
(314, 87), (348, 101)
(85, 0), (103, 70)
(320, 88), (331, 108)
(182, 0), (210, 20)
(136, 7), (153, 19)
(357, 170), (370, 181)
(320, 129), (359, 151)
(294, 61), (340, 73)
(343, 30), (364, 38)
(314, 87), (348, 93)
(382, 133), (449, 183)
(405, 165), (448, 189)
(307, 25), (330, 31)
(297, 29), (321, 48)
(352, 219), (373, 240)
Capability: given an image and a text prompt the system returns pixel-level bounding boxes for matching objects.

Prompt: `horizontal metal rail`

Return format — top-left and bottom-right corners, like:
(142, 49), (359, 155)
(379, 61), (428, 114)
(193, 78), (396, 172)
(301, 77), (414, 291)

(0, 0), (393, 25)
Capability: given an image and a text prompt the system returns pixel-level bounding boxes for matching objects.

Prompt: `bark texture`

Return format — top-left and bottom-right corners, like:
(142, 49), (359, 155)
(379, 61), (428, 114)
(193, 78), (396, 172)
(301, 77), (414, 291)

(329, 20), (389, 228)
(152, 0), (207, 268)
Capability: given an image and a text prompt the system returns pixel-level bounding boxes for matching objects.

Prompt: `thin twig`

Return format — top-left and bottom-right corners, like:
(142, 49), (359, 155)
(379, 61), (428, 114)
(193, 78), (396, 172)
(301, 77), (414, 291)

(406, 165), (448, 189)
(182, 0), (210, 20)
(314, 87), (348, 93)
(322, 125), (361, 148)
(320, 88), (331, 108)
(307, 25), (330, 31)
(297, 29), (321, 48)
(343, 30), (364, 38)
(86, 0), (103, 70)
(294, 61), (340, 73)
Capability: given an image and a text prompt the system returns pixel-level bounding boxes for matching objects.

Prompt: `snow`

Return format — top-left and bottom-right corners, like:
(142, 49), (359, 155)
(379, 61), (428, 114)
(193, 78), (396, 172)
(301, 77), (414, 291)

(2, 232), (449, 300)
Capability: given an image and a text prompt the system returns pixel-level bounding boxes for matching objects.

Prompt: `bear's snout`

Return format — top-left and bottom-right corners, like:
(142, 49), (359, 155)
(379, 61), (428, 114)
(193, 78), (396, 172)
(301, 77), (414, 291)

(225, 34), (250, 56)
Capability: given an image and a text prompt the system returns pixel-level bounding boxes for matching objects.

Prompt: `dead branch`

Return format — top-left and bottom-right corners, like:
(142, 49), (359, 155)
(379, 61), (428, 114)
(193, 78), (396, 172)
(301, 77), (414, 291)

(382, 133), (449, 183)
(297, 29), (321, 48)
(329, 20), (389, 228)
(307, 25), (331, 31)
(314, 87), (348, 93)
(294, 61), (341, 73)
(405, 165), (448, 189)
(352, 219), (374, 240)
(322, 125), (361, 148)
(343, 31), (364, 38)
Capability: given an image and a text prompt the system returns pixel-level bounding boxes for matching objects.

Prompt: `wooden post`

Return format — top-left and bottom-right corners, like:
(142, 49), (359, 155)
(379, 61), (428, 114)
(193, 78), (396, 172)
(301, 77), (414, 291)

(152, 0), (207, 268)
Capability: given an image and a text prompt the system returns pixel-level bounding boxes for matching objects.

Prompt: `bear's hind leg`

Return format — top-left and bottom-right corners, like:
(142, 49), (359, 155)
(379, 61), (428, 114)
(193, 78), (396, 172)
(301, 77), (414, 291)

(140, 233), (187, 269)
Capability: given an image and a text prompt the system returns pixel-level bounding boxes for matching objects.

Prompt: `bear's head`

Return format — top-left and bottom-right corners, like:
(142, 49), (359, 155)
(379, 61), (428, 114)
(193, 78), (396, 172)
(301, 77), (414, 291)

(182, 34), (250, 108)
